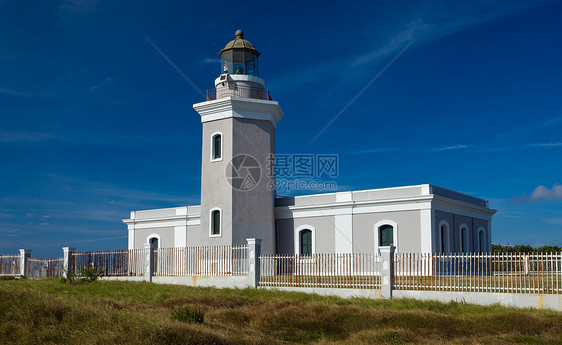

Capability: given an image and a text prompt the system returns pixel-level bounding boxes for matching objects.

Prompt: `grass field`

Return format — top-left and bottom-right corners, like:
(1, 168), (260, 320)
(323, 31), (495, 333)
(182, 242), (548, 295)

(1, 278), (561, 344)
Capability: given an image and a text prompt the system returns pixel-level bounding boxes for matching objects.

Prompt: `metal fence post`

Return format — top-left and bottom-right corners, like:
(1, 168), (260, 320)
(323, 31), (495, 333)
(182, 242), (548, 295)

(379, 246), (395, 299)
(144, 243), (153, 282)
(19, 249), (31, 277)
(62, 247), (75, 278)
(247, 238), (261, 288)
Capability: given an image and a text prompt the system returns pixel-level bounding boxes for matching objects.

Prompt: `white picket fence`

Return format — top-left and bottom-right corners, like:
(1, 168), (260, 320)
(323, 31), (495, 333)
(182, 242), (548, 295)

(260, 253), (382, 289)
(394, 252), (562, 294)
(0, 255), (20, 276)
(153, 246), (248, 277)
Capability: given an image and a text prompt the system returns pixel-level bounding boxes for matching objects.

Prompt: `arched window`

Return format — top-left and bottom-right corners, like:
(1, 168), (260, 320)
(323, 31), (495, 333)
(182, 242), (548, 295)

(299, 229), (312, 256)
(460, 225), (469, 253)
(211, 133), (222, 161)
(374, 220), (398, 253)
(478, 228), (486, 252)
(439, 221), (450, 253)
(149, 237), (159, 249)
(210, 208), (221, 236)
(294, 225), (315, 256)
(149, 237), (159, 274)
(379, 225), (394, 247)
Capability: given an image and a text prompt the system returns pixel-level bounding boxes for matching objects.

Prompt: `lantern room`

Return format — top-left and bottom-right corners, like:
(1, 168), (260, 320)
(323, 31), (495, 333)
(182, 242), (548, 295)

(219, 30), (260, 76)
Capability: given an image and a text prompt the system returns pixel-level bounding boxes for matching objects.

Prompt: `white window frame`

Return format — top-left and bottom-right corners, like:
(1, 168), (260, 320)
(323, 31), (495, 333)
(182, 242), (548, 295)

(374, 220), (398, 254)
(458, 223), (470, 253)
(146, 234), (161, 248)
(209, 207), (222, 238)
(438, 220), (450, 254)
(294, 225), (316, 256)
(210, 132), (223, 162)
(477, 226), (486, 252)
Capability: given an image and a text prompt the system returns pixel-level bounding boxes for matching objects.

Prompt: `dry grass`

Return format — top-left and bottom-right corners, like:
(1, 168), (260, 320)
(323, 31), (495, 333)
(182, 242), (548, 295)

(0, 279), (561, 344)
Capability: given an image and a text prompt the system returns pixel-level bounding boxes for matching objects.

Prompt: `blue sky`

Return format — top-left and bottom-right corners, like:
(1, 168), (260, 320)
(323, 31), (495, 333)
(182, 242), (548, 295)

(1, 0), (561, 257)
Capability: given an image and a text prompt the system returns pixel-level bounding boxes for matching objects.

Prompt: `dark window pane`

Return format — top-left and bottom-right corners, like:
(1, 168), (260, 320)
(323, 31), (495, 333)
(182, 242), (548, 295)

(479, 231), (486, 252)
(379, 225), (393, 246)
(300, 229), (312, 256)
(213, 135), (221, 159)
(440, 225), (447, 253)
(212, 210), (221, 235)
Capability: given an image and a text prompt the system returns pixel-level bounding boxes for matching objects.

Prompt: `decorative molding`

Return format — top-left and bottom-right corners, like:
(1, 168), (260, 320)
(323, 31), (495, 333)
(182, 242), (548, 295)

(174, 226), (187, 247)
(193, 97), (284, 127)
(128, 228), (134, 250)
(123, 214), (201, 225)
(420, 209), (432, 253)
(335, 209), (353, 254)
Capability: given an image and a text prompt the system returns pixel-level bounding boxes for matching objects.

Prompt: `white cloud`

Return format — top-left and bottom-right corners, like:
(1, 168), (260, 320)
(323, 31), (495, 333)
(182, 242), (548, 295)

(513, 183), (562, 204)
(545, 218), (562, 225)
(528, 142), (562, 148)
(529, 184), (562, 201)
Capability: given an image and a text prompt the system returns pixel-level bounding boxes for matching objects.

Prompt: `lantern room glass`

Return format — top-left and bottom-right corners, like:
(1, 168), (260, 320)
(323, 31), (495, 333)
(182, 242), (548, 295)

(221, 50), (259, 76)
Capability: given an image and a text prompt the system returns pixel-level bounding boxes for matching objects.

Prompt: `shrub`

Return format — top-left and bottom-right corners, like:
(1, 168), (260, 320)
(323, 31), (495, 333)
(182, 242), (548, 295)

(171, 306), (204, 324)
(80, 268), (98, 283)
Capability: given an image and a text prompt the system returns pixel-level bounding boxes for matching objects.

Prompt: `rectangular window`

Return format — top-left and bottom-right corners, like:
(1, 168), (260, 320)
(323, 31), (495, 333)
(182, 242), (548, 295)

(212, 134), (222, 160)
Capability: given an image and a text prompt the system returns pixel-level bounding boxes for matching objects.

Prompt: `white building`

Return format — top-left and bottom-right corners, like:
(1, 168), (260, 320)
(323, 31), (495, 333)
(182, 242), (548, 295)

(124, 30), (496, 256)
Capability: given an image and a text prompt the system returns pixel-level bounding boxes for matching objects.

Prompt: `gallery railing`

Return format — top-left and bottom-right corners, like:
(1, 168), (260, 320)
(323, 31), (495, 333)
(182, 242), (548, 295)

(206, 86), (271, 101)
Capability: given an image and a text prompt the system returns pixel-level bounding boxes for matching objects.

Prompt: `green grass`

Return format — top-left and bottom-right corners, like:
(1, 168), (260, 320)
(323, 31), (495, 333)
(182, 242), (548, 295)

(0, 279), (561, 344)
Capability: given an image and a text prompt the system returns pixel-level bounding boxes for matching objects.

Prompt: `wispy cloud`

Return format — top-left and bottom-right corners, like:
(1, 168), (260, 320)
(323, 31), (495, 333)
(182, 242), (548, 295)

(347, 144), (472, 155)
(90, 77), (113, 92)
(0, 130), (61, 143)
(497, 115), (562, 140)
(348, 141), (562, 156)
(270, 2), (536, 90)
(545, 218), (562, 225)
(527, 142), (562, 148)
(201, 58), (220, 64)
(0, 88), (34, 97)
(351, 19), (430, 68)
(429, 144), (471, 152)
(513, 183), (562, 204)
(59, 0), (98, 14)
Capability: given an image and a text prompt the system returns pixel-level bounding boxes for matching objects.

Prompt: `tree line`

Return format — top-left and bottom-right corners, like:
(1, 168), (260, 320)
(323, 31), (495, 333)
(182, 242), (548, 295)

(492, 243), (562, 253)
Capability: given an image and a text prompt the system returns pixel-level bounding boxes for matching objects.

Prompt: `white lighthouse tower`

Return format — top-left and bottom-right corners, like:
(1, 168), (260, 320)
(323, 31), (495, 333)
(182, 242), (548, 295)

(193, 30), (283, 254)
